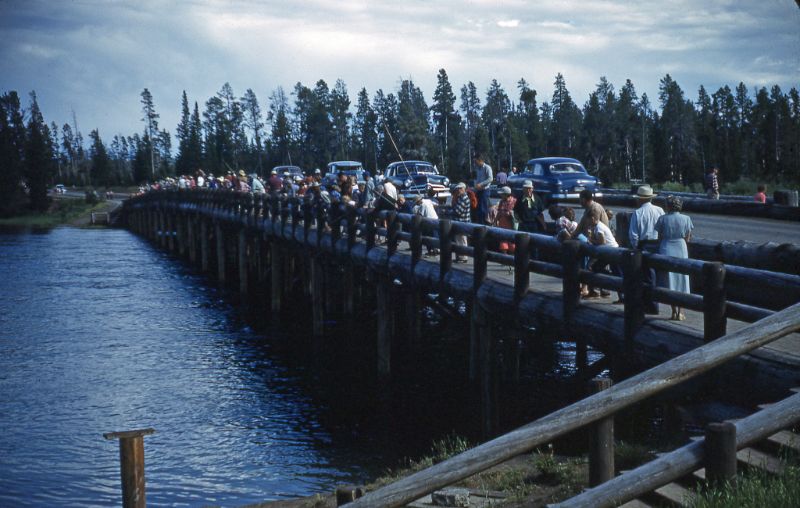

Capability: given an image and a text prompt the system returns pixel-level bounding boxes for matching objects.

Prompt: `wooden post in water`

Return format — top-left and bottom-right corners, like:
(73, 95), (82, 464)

(474, 300), (497, 438)
(469, 227), (489, 383)
(705, 421), (737, 486)
(166, 213), (175, 252)
(271, 242), (283, 315)
(103, 428), (155, 508)
(311, 255), (325, 337)
(238, 229), (248, 296)
(513, 233), (531, 302)
(589, 378), (615, 486)
(561, 240), (586, 369)
(176, 214), (186, 257)
(187, 216), (197, 264)
(376, 274), (393, 378)
(703, 262), (727, 342)
(200, 220), (210, 273)
(215, 223), (226, 284)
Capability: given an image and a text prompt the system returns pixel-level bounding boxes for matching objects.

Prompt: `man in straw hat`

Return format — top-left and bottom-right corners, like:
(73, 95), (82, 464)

(629, 184), (664, 312)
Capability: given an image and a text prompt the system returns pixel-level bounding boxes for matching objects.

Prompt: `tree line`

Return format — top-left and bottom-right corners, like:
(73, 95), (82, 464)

(1, 70), (798, 215)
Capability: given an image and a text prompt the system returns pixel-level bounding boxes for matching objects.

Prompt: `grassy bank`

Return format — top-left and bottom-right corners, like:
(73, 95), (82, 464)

(690, 459), (800, 508)
(0, 198), (111, 228)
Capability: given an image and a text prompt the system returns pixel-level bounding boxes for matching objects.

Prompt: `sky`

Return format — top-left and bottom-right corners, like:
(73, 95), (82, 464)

(1, 0), (798, 143)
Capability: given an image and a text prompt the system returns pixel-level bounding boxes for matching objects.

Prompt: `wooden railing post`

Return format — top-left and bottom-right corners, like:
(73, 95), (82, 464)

(410, 215), (423, 267)
(472, 227), (488, 292)
(589, 378), (614, 487)
(703, 262), (727, 342)
(103, 428), (155, 508)
(705, 421), (737, 486)
(387, 212), (399, 257)
(621, 249), (644, 344)
(238, 229), (248, 295)
(561, 240), (582, 323)
(438, 219), (453, 285)
(514, 233), (531, 302)
(215, 222), (226, 284)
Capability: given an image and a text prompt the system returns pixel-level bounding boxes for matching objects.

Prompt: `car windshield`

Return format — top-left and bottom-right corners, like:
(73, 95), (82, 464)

(394, 163), (436, 175)
(548, 162), (585, 174)
(330, 164), (363, 173)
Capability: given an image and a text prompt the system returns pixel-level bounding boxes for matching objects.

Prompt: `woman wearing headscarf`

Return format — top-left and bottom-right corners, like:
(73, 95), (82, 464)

(655, 195), (694, 320)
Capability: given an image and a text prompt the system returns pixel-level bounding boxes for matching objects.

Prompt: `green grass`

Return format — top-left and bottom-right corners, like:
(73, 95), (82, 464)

(690, 462), (800, 508)
(0, 198), (107, 228)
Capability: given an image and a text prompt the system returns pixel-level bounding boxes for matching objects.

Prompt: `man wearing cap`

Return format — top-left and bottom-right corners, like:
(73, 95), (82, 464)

(629, 184), (664, 313)
(514, 180), (546, 234)
(268, 169), (283, 192)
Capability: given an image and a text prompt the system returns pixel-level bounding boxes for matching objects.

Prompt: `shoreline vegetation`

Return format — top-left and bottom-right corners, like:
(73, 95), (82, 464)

(243, 432), (799, 508)
(0, 196), (113, 228)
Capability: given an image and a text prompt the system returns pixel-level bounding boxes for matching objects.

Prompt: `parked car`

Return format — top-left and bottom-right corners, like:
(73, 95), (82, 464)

(323, 161), (367, 187)
(507, 157), (602, 204)
(271, 165), (304, 179)
(383, 160), (451, 202)
(54, 184), (67, 194)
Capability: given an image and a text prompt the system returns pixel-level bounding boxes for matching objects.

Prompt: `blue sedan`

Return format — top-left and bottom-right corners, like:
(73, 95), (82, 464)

(507, 157), (602, 203)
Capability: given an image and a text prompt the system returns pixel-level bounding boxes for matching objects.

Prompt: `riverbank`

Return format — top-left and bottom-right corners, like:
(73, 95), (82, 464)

(0, 198), (114, 228)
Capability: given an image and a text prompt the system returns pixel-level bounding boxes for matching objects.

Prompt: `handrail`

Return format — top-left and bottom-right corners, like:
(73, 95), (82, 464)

(348, 302), (800, 507)
(552, 390), (800, 508)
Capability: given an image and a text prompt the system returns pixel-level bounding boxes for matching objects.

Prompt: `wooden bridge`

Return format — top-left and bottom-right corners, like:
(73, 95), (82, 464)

(120, 189), (800, 506)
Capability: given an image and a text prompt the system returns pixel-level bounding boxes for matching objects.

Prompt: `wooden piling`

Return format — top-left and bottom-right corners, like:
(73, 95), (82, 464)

(103, 428), (155, 508)
(187, 216), (197, 264)
(703, 262), (727, 342)
(311, 255), (325, 337)
(215, 222), (226, 284)
(589, 378), (614, 486)
(200, 219), (210, 273)
(271, 242), (282, 314)
(238, 229), (248, 295)
(621, 249), (644, 344)
(376, 274), (393, 378)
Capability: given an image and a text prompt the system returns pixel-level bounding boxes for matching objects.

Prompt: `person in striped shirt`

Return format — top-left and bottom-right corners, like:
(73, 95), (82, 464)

(452, 182), (471, 262)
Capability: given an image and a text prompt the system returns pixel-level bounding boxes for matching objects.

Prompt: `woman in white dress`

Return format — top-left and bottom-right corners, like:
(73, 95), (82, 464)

(655, 195), (694, 320)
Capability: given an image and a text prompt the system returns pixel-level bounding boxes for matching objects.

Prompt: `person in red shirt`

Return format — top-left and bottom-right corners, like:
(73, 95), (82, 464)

(754, 184), (767, 203)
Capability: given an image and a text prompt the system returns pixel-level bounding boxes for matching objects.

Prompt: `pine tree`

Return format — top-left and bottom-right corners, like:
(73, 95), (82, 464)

(549, 73), (582, 156)
(241, 88), (264, 172)
(89, 129), (111, 186)
(267, 86), (292, 170)
(353, 87), (378, 171)
(140, 88), (160, 178)
(460, 81), (481, 171)
(0, 91), (27, 216)
(431, 69), (461, 175)
(25, 91), (55, 211)
(482, 79), (511, 171)
(330, 79), (351, 161)
(396, 78), (430, 160)
(517, 78), (542, 159)
(175, 90), (192, 175)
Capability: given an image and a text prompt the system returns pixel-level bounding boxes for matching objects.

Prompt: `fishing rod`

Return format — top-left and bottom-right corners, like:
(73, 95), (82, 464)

(381, 121), (423, 198)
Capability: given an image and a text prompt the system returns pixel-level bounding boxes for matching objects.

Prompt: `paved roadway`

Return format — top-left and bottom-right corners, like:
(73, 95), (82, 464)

(574, 206), (800, 245)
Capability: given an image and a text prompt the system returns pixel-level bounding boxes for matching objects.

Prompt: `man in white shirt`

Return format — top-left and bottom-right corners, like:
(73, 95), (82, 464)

(413, 189), (439, 256)
(628, 185), (664, 248)
(628, 184), (664, 313)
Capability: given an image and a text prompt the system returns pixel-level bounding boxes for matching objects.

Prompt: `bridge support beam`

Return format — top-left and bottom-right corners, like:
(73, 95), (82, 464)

(271, 242), (282, 315)
(376, 274), (393, 378)
(187, 216), (197, 264)
(311, 255), (325, 337)
(200, 220), (210, 273)
(215, 223), (226, 284)
(474, 300), (497, 438)
(238, 230), (248, 296)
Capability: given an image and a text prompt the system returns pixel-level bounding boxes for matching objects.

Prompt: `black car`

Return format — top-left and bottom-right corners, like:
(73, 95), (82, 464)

(271, 165), (304, 179)
(383, 160), (451, 202)
(507, 157), (602, 203)
(323, 161), (367, 187)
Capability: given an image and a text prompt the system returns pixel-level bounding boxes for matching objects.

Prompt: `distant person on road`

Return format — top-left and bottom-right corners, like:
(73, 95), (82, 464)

(629, 185), (664, 314)
(754, 184), (767, 204)
(495, 169), (508, 185)
(655, 195), (694, 321)
(705, 166), (720, 200)
(473, 153), (493, 225)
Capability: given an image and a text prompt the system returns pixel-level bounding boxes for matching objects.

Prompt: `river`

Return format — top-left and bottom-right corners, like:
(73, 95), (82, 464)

(0, 227), (409, 507)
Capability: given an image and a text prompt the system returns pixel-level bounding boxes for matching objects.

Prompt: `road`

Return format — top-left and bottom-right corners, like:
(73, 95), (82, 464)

(575, 205), (799, 245)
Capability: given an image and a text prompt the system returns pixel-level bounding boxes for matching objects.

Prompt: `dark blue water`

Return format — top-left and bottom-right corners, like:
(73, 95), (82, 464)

(0, 227), (391, 507)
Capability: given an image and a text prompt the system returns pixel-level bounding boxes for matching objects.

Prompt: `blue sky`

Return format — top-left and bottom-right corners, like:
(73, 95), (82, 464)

(1, 0), (798, 141)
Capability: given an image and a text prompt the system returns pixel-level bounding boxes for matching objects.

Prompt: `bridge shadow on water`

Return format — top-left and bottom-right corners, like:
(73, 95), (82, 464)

(217, 274), (744, 473)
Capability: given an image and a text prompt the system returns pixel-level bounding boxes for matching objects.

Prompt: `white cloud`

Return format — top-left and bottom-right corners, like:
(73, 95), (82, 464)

(497, 19), (520, 28)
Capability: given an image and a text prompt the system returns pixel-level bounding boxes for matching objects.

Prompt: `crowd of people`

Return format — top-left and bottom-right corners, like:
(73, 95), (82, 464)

(139, 158), (698, 320)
